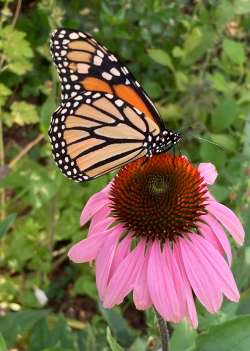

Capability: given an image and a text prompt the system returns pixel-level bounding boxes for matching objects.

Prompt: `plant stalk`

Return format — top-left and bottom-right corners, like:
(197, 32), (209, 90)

(155, 309), (170, 351)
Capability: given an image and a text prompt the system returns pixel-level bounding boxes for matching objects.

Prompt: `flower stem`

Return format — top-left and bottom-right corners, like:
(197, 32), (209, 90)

(155, 309), (170, 351)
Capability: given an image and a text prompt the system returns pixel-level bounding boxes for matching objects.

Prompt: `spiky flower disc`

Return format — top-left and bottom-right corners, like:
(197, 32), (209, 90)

(109, 154), (207, 242)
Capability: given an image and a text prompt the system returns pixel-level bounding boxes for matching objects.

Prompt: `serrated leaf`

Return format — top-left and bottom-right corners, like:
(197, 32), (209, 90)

(147, 49), (174, 71)
(106, 328), (124, 351)
(0, 214), (16, 240)
(4, 101), (39, 127)
(223, 39), (246, 65)
(193, 315), (250, 351)
(1, 25), (33, 75)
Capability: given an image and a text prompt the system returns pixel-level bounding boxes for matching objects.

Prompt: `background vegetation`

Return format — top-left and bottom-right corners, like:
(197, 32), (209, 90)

(0, 0), (250, 350)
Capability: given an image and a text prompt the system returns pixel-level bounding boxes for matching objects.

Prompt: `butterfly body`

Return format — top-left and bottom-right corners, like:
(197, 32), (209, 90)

(49, 29), (181, 182)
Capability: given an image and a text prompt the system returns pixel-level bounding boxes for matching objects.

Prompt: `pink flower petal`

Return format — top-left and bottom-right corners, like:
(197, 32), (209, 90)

(173, 244), (198, 328)
(80, 196), (108, 226)
(133, 244), (152, 310)
(207, 200), (245, 245)
(198, 163), (218, 185)
(68, 224), (122, 263)
(109, 234), (132, 277)
(199, 221), (224, 257)
(68, 231), (108, 263)
(165, 243), (186, 319)
(148, 241), (184, 323)
(193, 235), (240, 302)
(88, 204), (111, 236)
(200, 214), (232, 265)
(96, 226), (122, 300)
(88, 211), (113, 237)
(179, 235), (223, 313)
(103, 240), (146, 308)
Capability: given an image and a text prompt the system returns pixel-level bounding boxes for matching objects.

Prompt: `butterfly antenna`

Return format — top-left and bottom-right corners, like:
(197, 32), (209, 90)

(193, 135), (225, 151)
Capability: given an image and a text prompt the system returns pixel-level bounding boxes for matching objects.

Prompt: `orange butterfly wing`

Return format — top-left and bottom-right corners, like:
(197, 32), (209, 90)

(50, 29), (164, 128)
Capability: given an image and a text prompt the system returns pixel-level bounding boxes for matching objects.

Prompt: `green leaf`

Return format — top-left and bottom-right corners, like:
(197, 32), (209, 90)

(98, 304), (135, 347)
(0, 333), (7, 351)
(211, 98), (238, 132)
(0, 214), (16, 240)
(193, 315), (250, 351)
(175, 71), (188, 92)
(1, 25), (33, 75)
(235, 0), (250, 14)
(200, 143), (226, 169)
(223, 39), (246, 65)
(106, 328), (124, 351)
(0, 83), (11, 108)
(207, 72), (228, 93)
(147, 49), (174, 71)
(210, 184), (229, 202)
(183, 27), (202, 56)
(4, 101), (39, 127)
(0, 309), (49, 347)
(170, 321), (197, 351)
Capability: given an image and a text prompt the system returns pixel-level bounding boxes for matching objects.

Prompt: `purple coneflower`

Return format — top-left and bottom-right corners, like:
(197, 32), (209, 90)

(68, 154), (244, 328)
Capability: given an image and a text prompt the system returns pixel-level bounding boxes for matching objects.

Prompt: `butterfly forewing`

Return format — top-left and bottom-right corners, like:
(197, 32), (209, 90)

(50, 28), (164, 128)
(48, 92), (162, 181)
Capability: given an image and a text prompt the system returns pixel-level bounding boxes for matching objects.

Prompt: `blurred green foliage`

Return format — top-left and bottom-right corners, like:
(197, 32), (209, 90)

(0, 0), (250, 350)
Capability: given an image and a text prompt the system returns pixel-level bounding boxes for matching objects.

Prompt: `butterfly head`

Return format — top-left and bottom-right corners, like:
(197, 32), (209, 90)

(146, 129), (181, 157)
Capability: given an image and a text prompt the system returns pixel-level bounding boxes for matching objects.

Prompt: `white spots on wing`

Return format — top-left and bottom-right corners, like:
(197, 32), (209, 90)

(83, 175), (89, 180)
(61, 108), (67, 114)
(69, 32), (79, 39)
(97, 49), (104, 58)
(85, 91), (92, 96)
(105, 94), (113, 99)
(63, 61), (68, 67)
(63, 39), (69, 45)
(70, 74), (78, 81)
(61, 68), (66, 73)
(121, 66), (129, 74)
(125, 78), (130, 85)
(115, 99), (124, 107)
(93, 93), (101, 98)
(73, 101), (79, 107)
(79, 32), (87, 38)
(109, 54), (118, 62)
(102, 72), (112, 80)
(75, 95), (83, 100)
(134, 107), (142, 115)
(93, 55), (103, 66)
(86, 98), (91, 104)
(74, 84), (81, 90)
(110, 67), (120, 76)
(65, 84), (70, 90)
(135, 81), (140, 87)
(61, 50), (67, 56)
(71, 92), (77, 97)
(77, 63), (90, 73)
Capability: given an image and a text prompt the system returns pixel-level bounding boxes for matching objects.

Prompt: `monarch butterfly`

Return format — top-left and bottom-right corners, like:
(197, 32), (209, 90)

(49, 29), (181, 182)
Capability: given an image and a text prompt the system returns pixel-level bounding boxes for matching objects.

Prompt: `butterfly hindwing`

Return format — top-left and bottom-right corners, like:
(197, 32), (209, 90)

(50, 28), (164, 128)
(48, 92), (161, 182)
